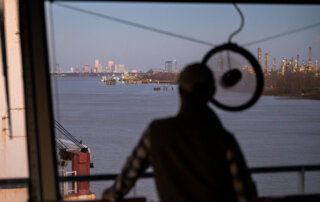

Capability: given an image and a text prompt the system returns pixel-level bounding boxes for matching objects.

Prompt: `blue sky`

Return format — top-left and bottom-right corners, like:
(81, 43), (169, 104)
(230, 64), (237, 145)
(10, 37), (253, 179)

(46, 2), (320, 72)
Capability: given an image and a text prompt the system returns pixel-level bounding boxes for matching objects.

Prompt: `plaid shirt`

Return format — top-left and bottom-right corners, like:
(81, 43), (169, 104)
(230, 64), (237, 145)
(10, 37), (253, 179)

(108, 127), (257, 202)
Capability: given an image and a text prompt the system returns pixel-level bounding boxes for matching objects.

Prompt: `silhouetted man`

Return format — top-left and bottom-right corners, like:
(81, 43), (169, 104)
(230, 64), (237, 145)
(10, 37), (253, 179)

(102, 63), (257, 202)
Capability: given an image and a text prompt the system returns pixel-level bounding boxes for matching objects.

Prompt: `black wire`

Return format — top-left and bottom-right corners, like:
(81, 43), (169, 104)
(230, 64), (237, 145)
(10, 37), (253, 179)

(54, 124), (80, 146)
(55, 127), (82, 149)
(55, 126), (82, 148)
(55, 2), (216, 47)
(228, 3), (244, 43)
(243, 21), (320, 46)
(53, 2), (320, 49)
(55, 121), (84, 148)
(55, 137), (68, 149)
(227, 3), (244, 70)
(55, 121), (79, 143)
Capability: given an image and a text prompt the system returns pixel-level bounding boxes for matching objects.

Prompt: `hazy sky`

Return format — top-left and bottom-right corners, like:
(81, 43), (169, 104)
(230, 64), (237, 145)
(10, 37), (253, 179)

(46, 2), (320, 72)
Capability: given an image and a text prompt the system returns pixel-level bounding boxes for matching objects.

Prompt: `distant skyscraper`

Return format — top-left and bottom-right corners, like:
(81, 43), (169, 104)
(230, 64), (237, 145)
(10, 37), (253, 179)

(83, 64), (92, 73)
(173, 60), (177, 73)
(315, 59), (318, 70)
(118, 64), (125, 73)
(165, 61), (173, 72)
(97, 64), (103, 73)
(114, 64), (118, 73)
(297, 54), (300, 67)
(70, 66), (74, 73)
(94, 59), (99, 68)
(108, 60), (114, 73)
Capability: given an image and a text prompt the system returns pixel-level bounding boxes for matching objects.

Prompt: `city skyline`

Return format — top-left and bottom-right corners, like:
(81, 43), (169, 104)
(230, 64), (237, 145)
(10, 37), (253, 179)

(53, 45), (319, 74)
(46, 3), (320, 72)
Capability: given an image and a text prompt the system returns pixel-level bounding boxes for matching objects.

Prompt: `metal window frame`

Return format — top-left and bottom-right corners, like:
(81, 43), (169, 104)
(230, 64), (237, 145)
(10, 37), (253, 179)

(19, 0), (59, 201)
(16, 0), (320, 201)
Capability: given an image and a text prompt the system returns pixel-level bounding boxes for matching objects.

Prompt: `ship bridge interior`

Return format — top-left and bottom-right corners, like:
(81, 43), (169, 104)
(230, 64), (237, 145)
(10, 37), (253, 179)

(0, 0), (320, 201)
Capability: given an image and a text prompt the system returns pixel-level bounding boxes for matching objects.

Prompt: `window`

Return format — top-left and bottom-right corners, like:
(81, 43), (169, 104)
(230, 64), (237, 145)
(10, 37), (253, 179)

(5, 1), (318, 201)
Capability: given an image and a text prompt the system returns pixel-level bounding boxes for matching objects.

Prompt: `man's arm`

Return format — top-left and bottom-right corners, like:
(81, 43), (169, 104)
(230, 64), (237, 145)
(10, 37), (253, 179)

(102, 128), (151, 202)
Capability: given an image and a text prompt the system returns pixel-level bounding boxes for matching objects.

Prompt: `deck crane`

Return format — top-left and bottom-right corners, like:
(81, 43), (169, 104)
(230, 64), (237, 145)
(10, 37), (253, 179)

(54, 121), (95, 200)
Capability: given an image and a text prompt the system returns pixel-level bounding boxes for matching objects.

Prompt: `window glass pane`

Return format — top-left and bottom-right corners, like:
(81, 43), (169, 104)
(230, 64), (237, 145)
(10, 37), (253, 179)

(46, 2), (320, 200)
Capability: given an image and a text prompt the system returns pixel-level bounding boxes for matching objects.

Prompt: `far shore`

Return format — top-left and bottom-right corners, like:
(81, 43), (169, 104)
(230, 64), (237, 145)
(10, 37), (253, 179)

(263, 89), (320, 100)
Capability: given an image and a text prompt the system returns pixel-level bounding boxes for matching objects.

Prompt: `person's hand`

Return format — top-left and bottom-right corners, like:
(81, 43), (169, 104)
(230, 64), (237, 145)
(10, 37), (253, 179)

(102, 187), (116, 202)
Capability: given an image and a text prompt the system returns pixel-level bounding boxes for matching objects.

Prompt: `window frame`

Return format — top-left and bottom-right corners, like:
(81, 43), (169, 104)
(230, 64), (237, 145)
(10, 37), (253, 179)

(17, 0), (320, 201)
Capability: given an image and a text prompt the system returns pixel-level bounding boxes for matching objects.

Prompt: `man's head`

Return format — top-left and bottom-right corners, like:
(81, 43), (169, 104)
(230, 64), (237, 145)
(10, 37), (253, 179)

(178, 63), (215, 105)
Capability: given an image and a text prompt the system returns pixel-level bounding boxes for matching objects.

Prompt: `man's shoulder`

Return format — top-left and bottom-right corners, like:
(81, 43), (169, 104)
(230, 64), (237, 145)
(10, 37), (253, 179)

(149, 116), (178, 127)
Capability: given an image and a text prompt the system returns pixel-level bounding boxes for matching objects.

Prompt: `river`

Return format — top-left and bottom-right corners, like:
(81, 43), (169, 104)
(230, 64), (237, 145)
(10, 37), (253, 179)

(52, 76), (320, 201)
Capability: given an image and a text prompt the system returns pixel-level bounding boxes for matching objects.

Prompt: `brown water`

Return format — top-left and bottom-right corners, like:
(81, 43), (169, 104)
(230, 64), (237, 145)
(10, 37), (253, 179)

(52, 76), (320, 201)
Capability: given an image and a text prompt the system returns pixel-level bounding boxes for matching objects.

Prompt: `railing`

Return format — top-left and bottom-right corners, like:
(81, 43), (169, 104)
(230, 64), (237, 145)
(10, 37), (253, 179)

(1, 164), (320, 195)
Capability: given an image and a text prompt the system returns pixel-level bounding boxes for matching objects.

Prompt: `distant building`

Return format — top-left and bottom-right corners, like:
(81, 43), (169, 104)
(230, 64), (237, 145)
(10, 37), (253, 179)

(70, 67), (74, 73)
(114, 64), (118, 73)
(173, 60), (177, 73)
(108, 60), (114, 73)
(75, 65), (80, 73)
(94, 59), (99, 68)
(165, 61), (173, 72)
(118, 64), (125, 73)
(97, 64), (103, 73)
(83, 64), (92, 73)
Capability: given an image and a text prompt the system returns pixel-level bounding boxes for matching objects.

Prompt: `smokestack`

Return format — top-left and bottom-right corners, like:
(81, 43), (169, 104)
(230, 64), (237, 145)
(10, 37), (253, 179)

(308, 47), (313, 70)
(281, 58), (286, 75)
(309, 47), (312, 62)
(258, 48), (261, 65)
(272, 58), (276, 71)
(265, 53), (269, 73)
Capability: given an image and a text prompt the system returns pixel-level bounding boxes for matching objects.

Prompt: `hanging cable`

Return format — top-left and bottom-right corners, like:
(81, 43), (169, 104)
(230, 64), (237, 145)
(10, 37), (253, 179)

(228, 3), (244, 43)
(55, 125), (81, 147)
(56, 136), (68, 149)
(55, 121), (80, 143)
(55, 2), (216, 47)
(243, 21), (320, 46)
(227, 3), (245, 70)
(55, 120), (84, 148)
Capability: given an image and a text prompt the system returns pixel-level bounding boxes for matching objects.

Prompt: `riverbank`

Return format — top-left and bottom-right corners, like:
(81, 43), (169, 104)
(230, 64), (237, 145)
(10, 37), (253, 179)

(263, 88), (320, 100)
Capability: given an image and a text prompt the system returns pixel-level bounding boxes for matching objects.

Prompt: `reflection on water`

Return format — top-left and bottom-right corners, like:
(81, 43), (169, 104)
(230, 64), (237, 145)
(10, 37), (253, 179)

(52, 77), (320, 200)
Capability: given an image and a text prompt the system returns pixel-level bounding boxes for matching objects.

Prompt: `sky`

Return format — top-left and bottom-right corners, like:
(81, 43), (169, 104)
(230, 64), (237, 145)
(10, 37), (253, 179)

(45, 2), (320, 72)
